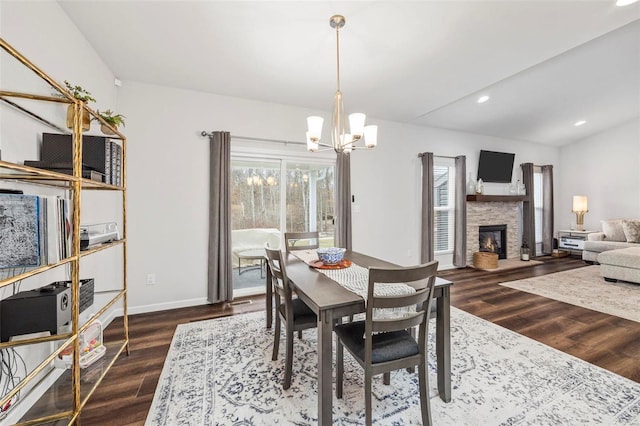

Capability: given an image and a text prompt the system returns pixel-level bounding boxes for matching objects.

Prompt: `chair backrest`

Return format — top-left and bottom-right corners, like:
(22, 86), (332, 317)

(284, 231), (319, 252)
(264, 245), (293, 302)
(365, 261), (439, 347)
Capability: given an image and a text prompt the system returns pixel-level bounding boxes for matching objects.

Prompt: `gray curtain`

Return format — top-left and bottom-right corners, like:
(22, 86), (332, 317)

(335, 152), (352, 250)
(542, 165), (554, 254)
(521, 162), (536, 257)
(208, 131), (233, 303)
(453, 155), (467, 267)
(420, 152), (434, 263)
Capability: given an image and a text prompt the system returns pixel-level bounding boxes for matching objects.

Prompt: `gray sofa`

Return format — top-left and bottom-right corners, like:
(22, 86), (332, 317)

(582, 219), (640, 262)
(582, 219), (640, 285)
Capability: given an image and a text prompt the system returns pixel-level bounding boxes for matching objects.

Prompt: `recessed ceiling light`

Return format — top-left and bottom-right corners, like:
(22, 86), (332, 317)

(616, 0), (638, 6)
(574, 120), (587, 127)
(477, 95), (490, 104)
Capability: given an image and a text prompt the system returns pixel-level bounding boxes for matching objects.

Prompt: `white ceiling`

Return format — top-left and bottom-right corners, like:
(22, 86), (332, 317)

(58, 1), (640, 146)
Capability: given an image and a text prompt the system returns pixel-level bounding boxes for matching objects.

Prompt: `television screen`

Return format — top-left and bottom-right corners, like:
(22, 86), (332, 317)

(477, 150), (515, 183)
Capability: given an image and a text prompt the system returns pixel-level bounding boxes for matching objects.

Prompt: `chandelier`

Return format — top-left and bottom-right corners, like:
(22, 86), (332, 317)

(306, 15), (378, 154)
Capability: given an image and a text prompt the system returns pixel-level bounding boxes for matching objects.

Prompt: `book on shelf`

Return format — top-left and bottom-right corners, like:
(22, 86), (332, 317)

(0, 194), (71, 268)
(0, 194), (41, 268)
(110, 140), (122, 186)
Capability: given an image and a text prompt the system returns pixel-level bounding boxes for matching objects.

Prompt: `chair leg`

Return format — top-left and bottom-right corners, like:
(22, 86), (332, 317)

(298, 330), (303, 339)
(272, 315), (281, 361)
(418, 362), (432, 426)
(407, 327), (416, 373)
(336, 338), (344, 399)
(283, 325), (294, 390)
(365, 371), (373, 426)
(383, 372), (390, 385)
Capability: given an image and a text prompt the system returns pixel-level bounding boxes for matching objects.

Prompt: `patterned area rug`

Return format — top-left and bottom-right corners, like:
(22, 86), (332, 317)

(146, 308), (640, 425)
(499, 265), (640, 323)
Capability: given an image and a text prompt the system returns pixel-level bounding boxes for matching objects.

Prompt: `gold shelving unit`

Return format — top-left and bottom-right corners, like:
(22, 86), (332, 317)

(0, 37), (129, 425)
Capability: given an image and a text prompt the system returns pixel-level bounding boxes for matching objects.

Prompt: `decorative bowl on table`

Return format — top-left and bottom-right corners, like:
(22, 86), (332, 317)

(316, 247), (346, 265)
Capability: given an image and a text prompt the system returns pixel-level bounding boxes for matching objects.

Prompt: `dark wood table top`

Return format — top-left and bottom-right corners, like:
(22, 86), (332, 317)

(284, 250), (452, 314)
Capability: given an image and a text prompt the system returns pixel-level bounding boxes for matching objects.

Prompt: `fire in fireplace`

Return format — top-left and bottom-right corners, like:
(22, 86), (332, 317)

(479, 225), (507, 259)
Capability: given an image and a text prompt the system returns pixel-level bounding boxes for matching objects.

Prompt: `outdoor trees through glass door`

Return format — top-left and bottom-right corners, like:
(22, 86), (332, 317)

(231, 158), (335, 293)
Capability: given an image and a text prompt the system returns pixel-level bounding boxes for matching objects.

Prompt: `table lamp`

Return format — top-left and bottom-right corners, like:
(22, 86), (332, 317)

(572, 195), (588, 231)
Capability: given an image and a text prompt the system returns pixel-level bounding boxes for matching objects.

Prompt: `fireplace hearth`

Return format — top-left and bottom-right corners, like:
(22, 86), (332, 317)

(479, 225), (507, 259)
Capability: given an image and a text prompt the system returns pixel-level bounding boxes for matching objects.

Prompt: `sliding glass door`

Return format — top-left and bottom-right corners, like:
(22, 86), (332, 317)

(231, 156), (334, 294)
(286, 162), (335, 247)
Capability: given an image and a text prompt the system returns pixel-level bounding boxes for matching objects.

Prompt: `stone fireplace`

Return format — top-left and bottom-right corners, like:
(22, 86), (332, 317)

(466, 197), (522, 266)
(478, 224), (507, 259)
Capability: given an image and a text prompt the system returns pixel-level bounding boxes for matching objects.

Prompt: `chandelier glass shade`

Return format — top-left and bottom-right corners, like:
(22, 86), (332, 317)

(306, 15), (378, 154)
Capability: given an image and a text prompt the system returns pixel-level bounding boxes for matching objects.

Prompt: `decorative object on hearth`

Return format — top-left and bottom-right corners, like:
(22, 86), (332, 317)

(473, 251), (498, 269)
(305, 15), (378, 154)
(467, 173), (477, 195)
(520, 240), (530, 261)
(475, 178), (484, 194)
(572, 195), (588, 231)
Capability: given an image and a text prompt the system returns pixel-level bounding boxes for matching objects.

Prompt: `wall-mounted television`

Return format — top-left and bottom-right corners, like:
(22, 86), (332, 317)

(477, 150), (515, 183)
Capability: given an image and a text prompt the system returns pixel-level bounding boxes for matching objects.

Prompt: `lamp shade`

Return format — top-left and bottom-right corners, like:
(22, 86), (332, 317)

(364, 125), (378, 148)
(348, 113), (366, 137)
(307, 116), (324, 141)
(572, 195), (588, 212)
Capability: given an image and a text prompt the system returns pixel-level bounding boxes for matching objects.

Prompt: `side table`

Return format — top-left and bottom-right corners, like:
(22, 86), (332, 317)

(557, 230), (598, 254)
(237, 249), (267, 278)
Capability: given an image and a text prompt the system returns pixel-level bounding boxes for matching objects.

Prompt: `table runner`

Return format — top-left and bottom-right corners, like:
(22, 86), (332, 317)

(289, 250), (416, 311)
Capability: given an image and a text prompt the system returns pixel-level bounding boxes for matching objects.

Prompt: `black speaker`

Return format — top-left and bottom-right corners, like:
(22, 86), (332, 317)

(0, 285), (71, 342)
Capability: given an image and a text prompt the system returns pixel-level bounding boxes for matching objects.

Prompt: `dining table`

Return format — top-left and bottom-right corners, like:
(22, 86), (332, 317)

(264, 250), (453, 425)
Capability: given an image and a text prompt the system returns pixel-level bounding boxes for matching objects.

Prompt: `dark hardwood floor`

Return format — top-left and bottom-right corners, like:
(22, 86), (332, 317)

(78, 255), (640, 425)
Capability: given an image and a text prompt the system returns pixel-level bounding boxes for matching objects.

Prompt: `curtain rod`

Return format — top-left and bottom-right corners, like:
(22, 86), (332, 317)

(200, 131), (306, 146)
(417, 153), (460, 159)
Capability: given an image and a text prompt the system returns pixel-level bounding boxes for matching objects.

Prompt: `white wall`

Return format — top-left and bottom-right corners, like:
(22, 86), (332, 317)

(117, 80), (560, 313)
(350, 122), (560, 266)
(557, 118), (640, 231)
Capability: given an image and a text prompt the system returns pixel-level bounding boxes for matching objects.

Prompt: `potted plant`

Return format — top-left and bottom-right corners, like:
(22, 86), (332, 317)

(62, 80), (96, 132)
(94, 109), (126, 135)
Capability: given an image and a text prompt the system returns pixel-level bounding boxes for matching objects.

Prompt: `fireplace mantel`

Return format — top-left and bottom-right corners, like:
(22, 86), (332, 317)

(467, 195), (528, 202)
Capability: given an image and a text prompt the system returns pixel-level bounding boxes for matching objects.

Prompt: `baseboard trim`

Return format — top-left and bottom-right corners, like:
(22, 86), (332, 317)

(125, 297), (209, 316)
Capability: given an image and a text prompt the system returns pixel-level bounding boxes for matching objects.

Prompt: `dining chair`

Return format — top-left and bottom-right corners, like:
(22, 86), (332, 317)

(284, 231), (319, 252)
(264, 245), (318, 390)
(334, 261), (439, 426)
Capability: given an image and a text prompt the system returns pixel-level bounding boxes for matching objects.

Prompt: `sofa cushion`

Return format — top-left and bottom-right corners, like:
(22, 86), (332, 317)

(601, 220), (626, 242)
(583, 240), (636, 254)
(622, 220), (640, 243)
(598, 247), (640, 268)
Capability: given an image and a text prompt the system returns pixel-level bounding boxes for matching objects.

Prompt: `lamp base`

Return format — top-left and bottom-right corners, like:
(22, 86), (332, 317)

(574, 211), (587, 231)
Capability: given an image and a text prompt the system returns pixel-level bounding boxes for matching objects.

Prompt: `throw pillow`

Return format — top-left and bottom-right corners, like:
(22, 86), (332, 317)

(622, 220), (640, 243)
(601, 219), (626, 242)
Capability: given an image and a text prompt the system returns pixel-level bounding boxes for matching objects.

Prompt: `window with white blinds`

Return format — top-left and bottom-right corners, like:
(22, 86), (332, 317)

(434, 159), (456, 253)
(533, 167), (544, 248)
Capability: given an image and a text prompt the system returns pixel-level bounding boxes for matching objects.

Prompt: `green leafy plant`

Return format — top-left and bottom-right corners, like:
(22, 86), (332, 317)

(62, 80), (96, 103)
(95, 109), (126, 128)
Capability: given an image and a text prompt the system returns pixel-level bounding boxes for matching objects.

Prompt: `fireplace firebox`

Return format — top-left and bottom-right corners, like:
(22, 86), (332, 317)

(479, 225), (507, 259)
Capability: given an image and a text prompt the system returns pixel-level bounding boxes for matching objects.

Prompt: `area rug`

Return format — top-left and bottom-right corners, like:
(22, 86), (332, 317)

(499, 265), (640, 323)
(146, 308), (640, 425)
